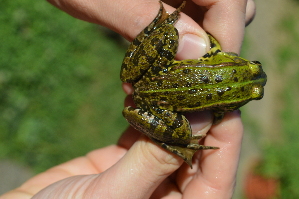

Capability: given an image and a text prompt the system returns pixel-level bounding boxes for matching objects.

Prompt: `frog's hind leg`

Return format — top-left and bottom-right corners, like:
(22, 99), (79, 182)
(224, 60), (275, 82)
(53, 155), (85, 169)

(152, 139), (218, 168)
(120, 1), (168, 83)
(161, 1), (186, 25)
(121, 1), (186, 83)
(152, 139), (197, 168)
(123, 106), (219, 168)
(132, 1), (168, 44)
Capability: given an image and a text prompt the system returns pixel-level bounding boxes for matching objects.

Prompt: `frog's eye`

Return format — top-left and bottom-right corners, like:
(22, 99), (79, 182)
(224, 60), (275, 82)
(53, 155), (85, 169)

(250, 61), (261, 65)
(249, 61), (263, 76)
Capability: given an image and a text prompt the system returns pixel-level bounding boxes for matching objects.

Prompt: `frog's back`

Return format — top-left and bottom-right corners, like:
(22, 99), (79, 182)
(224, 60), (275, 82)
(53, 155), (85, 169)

(133, 56), (266, 112)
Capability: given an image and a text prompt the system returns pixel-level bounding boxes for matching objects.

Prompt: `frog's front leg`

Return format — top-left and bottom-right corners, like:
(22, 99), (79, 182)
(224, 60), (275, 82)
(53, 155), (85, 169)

(123, 107), (218, 168)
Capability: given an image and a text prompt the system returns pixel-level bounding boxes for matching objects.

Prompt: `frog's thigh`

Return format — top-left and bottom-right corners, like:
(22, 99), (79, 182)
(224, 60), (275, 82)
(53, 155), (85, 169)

(121, 24), (178, 83)
(123, 107), (198, 168)
(123, 106), (189, 142)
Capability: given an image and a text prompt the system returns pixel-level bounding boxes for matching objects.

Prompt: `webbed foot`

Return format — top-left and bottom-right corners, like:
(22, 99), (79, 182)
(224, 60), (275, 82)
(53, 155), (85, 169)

(152, 139), (219, 168)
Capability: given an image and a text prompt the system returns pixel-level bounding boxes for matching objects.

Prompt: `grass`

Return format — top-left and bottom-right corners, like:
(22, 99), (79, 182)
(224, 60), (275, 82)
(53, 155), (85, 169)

(0, 0), (127, 172)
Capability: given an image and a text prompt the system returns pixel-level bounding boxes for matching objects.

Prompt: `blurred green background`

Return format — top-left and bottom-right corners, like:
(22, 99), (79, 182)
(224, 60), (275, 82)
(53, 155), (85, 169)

(0, 0), (127, 173)
(1, 0), (299, 198)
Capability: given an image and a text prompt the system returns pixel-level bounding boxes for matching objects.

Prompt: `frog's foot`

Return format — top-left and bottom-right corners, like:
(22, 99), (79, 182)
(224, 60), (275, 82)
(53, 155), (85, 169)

(187, 144), (219, 150)
(152, 139), (197, 168)
(152, 139), (218, 168)
(190, 134), (205, 142)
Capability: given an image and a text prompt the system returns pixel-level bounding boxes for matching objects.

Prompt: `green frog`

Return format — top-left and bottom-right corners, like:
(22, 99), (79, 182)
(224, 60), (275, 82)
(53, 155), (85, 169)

(120, 1), (267, 168)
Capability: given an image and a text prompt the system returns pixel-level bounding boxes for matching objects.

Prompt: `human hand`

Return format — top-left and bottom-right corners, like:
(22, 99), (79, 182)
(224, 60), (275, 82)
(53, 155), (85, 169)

(0, 111), (243, 199)
(1, 0), (255, 198)
(46, 0), (255, 56)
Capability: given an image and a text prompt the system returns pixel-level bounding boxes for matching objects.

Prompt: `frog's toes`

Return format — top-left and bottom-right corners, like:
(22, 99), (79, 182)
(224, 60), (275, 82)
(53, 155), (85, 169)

(157, 141), (198, 168)
(187, 144), (219, 150)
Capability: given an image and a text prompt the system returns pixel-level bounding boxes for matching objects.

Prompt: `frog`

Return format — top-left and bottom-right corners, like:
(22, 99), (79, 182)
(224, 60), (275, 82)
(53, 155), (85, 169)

(120, 1), (267, 168)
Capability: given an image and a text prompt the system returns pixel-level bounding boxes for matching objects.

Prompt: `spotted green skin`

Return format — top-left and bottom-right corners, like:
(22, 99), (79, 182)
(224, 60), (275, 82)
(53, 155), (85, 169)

(120, 1), (267, 168)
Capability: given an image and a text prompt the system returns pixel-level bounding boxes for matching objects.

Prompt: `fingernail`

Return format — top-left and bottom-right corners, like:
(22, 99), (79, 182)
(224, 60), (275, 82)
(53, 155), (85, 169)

(176, 34), (208, 60)
(184, 111), (213, 135)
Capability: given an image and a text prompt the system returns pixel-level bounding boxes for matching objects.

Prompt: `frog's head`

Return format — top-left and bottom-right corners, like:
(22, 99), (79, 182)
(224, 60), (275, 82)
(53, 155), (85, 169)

(206, 53), (267, 112)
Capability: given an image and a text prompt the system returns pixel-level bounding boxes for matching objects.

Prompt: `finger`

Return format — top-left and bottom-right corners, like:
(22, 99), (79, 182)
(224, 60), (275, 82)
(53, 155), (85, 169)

(47, 0), (210, 60)
(114, 110), (215, 198)
(119, 95), (142, 149)
(150, 177), (182, 198)
(117, 126), (141, 149)
(89, 136), (184, 198)
(46, 0), (206, 41)
(192, 0), (248, 53)
(124, 94), (134, 107)
(47, 0), (162, 39)
(122, 83), (133, 95)
(184, 111), (213, 137)
(27, 127), (182, 198)
(245, 0), (256, 26)
(1, 146), (126, 198)
(179, 111), (243, 198)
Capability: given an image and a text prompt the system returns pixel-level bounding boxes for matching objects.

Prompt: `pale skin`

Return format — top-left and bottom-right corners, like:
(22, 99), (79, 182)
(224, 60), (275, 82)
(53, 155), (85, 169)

(1, 0), (256, 198)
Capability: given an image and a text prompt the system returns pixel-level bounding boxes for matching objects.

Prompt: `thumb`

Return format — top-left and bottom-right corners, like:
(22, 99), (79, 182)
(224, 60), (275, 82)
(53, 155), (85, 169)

(32, 113), (212, 199)
(47, 0), (209, 59)
(30, 137), (179, 199)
